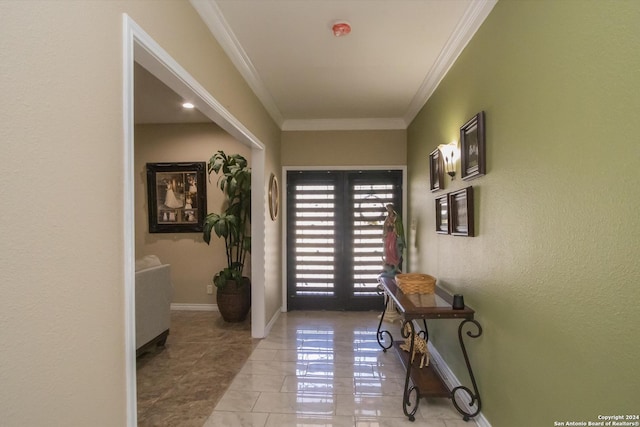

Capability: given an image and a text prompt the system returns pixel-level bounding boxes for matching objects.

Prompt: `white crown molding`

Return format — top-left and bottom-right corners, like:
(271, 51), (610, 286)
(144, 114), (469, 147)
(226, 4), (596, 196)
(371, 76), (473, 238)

(190, 0), (284, 127)
(403, 0), (498, 125)
(282, 118), (407, 132)
(192, 0), (496, 131)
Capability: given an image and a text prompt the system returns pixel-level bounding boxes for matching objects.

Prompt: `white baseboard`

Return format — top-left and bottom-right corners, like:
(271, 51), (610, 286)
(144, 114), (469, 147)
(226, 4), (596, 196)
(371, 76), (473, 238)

(264, 306), (282, 337)
(426, 339), (492, 427)
(170, 303), (218, 311)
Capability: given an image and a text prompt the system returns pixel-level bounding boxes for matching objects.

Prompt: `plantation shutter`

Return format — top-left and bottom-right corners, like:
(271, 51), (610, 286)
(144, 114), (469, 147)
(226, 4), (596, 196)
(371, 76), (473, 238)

(287, 170), (403, 311)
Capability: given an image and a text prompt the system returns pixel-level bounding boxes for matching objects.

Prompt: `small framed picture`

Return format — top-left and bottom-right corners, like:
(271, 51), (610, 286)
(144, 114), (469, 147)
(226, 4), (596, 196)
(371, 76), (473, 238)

(449, 186), (474, 237)
(146, 162), (207, 233)
(435, 194), (449, 234)
(429, 148), (444, 192)
(461, 111), (486, 181)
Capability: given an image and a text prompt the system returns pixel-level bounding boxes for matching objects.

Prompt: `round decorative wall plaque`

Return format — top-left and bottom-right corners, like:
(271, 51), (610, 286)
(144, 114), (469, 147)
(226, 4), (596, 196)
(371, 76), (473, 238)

(268, 173), (279, 221)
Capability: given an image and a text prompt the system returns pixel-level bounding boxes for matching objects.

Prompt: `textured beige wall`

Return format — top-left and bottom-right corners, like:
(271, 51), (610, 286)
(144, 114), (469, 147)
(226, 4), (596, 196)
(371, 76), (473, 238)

(264, 133), (283, 325)
(282, 130), (406, 166)
(407, 1), (640, 425)
(0, 1), (279, 425)
(135, 123), (251, 305)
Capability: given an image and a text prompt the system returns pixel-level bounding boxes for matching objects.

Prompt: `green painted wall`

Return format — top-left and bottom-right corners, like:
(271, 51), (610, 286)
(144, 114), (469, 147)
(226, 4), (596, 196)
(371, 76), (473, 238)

(407, 1), (640, 426)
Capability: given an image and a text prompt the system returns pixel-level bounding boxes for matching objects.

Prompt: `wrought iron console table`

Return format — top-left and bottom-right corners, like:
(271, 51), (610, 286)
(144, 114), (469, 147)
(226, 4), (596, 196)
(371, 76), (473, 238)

(376, 276), (482, 422)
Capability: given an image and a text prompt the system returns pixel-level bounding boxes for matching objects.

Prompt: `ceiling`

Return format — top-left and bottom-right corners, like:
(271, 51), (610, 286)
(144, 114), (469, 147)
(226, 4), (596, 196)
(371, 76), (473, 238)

(136, 0), (496, 130)
(134, 63), (210, 124)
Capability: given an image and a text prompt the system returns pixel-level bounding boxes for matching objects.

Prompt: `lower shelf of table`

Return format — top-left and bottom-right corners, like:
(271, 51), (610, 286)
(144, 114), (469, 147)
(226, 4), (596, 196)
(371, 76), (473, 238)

(392, 342), (450, 398)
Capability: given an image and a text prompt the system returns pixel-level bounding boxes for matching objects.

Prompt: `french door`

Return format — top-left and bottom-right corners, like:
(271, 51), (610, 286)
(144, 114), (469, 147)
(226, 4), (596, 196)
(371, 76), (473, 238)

(286, 170), (403, 311)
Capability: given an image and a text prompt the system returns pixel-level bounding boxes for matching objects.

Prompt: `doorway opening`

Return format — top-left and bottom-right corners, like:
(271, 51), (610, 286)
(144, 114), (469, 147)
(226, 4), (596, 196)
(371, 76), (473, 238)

(123, 15), (266, 426)
(286, 170), (403, 311)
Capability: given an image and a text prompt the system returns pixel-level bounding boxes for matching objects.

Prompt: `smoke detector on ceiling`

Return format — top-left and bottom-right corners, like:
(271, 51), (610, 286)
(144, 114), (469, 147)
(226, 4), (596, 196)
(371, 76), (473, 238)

(332, 21), (351, 37)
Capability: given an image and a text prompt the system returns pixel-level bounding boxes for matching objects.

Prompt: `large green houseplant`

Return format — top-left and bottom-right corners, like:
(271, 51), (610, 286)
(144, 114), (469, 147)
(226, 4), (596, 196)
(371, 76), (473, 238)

(203, 151), (251, 322)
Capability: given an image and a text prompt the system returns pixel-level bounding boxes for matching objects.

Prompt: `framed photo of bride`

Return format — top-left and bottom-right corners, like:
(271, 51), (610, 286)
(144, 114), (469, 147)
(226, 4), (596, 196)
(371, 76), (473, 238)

(146, 162), (207, 233)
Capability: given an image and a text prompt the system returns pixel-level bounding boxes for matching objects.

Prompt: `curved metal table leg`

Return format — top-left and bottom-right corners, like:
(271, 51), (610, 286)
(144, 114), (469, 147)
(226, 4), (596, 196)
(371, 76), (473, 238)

(376, 284), (393, 351)
(401, 320), (419, 422)
(451, 319), (483, 421)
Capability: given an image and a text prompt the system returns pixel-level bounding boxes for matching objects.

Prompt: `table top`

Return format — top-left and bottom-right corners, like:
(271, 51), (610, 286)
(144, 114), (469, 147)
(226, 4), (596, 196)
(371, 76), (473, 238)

(378, 275), (475, 320)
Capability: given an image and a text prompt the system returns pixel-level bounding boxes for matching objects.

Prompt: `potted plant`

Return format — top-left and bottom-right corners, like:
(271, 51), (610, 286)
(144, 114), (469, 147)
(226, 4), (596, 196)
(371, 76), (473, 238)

(203, 151), (251, 322)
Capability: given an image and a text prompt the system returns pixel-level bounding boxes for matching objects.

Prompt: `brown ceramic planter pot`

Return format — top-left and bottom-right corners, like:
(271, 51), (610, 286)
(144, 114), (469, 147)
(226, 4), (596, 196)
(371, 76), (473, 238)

(216, 277), (251, 322)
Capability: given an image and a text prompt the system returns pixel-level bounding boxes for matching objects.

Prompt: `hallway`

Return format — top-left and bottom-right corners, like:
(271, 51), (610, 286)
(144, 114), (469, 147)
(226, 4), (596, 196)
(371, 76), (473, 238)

(205, 311), (477, 427)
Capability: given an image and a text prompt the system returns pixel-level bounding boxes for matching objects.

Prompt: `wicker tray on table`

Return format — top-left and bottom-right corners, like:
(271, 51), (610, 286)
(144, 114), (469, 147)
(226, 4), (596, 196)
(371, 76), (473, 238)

(395, 273), (436, 294)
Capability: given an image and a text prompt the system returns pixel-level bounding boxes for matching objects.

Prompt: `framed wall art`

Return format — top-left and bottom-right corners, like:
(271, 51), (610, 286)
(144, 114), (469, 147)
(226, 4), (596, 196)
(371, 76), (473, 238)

(461, 111), (486, 181)
(429, 148), (444, 192)
(435, 194), (450, 234)
(449, 186), (474, 237)
(146, 162), (207, 233)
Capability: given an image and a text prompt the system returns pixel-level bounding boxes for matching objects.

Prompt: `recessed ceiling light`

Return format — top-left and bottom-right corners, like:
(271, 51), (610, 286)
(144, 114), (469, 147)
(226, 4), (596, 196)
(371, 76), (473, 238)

(182, 102), (195, 109)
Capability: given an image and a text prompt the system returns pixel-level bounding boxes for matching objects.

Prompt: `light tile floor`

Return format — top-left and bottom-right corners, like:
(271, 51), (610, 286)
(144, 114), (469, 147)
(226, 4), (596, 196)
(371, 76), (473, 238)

(204, 311), (478, 427)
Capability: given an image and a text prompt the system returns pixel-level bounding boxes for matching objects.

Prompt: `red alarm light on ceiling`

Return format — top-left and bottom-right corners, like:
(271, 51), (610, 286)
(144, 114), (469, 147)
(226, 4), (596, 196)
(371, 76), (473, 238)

(332, 21), (351, 37)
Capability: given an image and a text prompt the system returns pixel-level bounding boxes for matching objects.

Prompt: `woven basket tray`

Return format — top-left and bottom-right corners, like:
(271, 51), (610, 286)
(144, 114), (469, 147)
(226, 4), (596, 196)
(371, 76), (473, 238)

(396, 273), (436, 294)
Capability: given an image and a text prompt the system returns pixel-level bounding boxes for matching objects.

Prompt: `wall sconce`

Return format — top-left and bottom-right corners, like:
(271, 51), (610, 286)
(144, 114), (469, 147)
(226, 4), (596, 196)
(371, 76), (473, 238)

(438, 142), (458, 180)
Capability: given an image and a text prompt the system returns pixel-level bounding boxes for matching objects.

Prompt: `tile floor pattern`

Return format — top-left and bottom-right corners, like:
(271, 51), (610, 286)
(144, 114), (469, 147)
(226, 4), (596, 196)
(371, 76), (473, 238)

(205, 311), (479, 427)
(136, 311), (259, 426)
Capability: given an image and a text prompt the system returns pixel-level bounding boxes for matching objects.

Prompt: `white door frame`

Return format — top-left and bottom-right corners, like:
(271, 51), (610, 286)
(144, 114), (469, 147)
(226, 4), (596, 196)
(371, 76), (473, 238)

(122, 15), (267, 427)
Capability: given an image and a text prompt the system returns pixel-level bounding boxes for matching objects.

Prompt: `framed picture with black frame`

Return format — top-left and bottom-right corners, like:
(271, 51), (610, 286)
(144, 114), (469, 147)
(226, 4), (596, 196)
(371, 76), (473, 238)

(461, 111), (486, 181)
(146, 162), (207, 233)
(449, 186), (474, 237)
(435, 193), (450, 234)
(429, 148), (444, 192)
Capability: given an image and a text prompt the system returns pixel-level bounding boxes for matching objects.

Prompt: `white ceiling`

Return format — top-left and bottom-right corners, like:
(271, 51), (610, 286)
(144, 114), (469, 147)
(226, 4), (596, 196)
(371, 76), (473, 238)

(191, 0), (497, 131)
(134, 63), (210, 124)
(135, 1), (496, 129)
